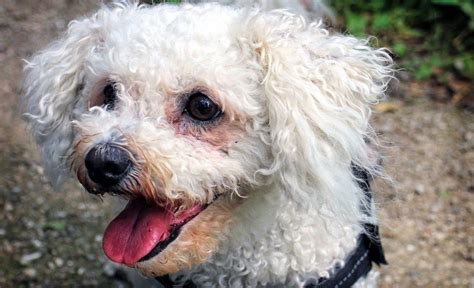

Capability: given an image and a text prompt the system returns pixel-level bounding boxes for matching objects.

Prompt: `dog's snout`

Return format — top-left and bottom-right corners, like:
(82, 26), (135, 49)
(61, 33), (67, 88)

(85, 144), (131, 189)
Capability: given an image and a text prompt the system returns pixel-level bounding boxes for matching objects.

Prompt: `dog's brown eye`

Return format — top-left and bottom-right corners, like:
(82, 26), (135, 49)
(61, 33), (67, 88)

(185, 92), (221, 121)
(102, 83), (117, 110)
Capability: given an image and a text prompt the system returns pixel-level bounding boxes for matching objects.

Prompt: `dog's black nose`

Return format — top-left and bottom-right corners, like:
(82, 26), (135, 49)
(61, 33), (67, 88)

(85, 144), (131, 188)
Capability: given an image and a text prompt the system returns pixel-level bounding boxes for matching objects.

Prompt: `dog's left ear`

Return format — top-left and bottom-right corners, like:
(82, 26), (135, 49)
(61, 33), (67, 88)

(243, 11), (393, 219)
(22, 16), (98, 186)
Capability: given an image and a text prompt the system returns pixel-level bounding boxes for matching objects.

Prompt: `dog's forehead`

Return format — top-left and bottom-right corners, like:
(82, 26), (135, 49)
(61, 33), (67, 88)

(82, 4), (258, 105)
(97, 5), (243, 67)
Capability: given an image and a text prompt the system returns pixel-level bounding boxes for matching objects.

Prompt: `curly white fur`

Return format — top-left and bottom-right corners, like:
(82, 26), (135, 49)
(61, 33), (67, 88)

(22, 1), (393, 287)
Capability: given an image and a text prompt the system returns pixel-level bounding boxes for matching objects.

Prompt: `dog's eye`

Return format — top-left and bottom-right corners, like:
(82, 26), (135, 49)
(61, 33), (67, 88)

(102, 83), (117, 110)
(184, 92), (221, 121)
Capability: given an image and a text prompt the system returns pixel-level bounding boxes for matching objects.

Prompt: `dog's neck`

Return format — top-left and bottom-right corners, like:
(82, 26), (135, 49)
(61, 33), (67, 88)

(180, 183), (363, 286)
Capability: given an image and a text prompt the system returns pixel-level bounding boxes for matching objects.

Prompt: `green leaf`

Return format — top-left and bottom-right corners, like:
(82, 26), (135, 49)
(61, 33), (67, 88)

(454, 54), (474, 78)
(415, 62), (433, 80)
(439, 190), (450, 199)
(44, 220), (66, 231)
(372, 13), (391, 32)
(368, 0), (385, 11)
(346, 14), (367, 36)
(392, 42), (407, 58)
(431, 0), (461, 5)
(428, 55), (444, 67)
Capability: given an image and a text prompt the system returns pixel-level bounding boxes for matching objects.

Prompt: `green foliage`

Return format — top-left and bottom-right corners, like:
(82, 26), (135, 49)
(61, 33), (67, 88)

(332, 0), (474, 81)
(454, 53), (474, 78)
(44, 220), (66, 231)
(392, 42), (407, 58)
(345, 13), (368, 36)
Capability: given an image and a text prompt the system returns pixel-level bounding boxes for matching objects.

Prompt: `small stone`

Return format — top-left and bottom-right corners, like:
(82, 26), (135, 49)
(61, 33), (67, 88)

(0, 229), (5, 236)
(434, 232), (446, 241)
(12, 186), (21, 193)
(113, 280), (128, 288)
(384, 275), (393, 284)
(25, 220), (35, 229)
(36, 197), (45, 205)
(3, 242), (13, 253)
(54, 257), (64, 267)
(77, 267), (85, 275)
(20, 252), (42, 265)
(414, 184), (425, 195)
(23, 268), (37, 278)
(468, 251), (474, 262)
(31, 239), (43, 248)
(35, 165), (44, 175)
(103, 263), (116, 277)
(55, 211), (67, 218)
(4, 203), (13, 212)
(47, 262), (55, 269)
(406, 244), (416, 253)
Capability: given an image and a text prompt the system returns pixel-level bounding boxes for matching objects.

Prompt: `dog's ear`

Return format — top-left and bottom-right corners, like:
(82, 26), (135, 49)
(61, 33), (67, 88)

(22, 17), (97, 186)
(245, 11), (393, 221)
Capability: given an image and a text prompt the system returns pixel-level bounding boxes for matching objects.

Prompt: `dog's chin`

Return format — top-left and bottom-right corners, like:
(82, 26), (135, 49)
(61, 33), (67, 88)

(102, 194), (236, 277)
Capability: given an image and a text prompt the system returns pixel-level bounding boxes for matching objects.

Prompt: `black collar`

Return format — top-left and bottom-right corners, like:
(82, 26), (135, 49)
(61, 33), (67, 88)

(303, 223), (386, 288)
(156, 166), (387, 288)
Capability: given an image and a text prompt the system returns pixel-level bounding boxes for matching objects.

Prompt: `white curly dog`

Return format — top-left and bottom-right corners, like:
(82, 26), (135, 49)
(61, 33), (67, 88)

(23, 1), (393, 287)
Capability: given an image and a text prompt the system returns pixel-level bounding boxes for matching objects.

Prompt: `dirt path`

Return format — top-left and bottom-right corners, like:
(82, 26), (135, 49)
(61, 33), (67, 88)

(0, 1), (472, 287)
(372, 101), (474, 287)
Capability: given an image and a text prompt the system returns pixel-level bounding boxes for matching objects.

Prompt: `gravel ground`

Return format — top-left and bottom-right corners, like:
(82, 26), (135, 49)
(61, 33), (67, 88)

(0, 1), (473, 287)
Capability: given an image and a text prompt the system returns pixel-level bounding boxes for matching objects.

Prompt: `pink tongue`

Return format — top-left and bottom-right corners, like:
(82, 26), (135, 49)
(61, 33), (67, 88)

(102, 199), (203, 266)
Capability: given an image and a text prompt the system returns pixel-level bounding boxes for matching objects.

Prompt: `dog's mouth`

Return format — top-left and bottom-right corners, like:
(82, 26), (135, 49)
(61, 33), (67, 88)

(102, 198), (208, 266)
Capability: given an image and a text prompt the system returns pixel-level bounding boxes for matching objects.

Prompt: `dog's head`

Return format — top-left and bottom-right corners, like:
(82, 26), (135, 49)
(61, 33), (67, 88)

(22, 2), (392, 277)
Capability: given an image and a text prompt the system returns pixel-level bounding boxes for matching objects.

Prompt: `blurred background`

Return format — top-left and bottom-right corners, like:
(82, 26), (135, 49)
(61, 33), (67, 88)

(0, 0), (472, 287)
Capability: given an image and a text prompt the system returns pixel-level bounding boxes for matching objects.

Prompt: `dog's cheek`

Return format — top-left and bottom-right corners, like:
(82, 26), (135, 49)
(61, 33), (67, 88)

(134, 199), (237, 277)
(196, 121), (245, 153)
